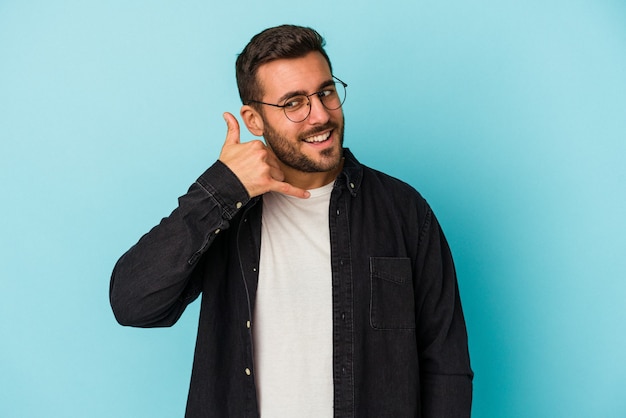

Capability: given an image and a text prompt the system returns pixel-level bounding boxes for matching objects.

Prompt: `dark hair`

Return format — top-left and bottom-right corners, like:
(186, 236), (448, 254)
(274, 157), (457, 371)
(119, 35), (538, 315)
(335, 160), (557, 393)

(235, 25), (333, 104)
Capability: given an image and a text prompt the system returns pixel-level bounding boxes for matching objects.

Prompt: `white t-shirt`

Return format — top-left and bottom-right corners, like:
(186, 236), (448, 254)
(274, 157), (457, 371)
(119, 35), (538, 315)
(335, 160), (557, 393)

(253, 181), (334, 417)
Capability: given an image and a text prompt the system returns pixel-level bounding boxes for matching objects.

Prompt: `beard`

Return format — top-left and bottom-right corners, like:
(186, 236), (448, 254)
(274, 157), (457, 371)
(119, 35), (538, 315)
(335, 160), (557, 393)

(263, 116), (345, 173)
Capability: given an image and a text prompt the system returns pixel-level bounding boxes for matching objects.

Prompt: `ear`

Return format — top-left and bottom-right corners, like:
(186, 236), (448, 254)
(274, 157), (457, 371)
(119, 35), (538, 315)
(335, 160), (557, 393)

(240, 105), (264, 137)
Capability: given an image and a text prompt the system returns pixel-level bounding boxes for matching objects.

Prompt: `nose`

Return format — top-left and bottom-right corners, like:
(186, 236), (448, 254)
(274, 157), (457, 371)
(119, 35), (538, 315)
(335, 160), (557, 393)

(306, 95), (331, 125)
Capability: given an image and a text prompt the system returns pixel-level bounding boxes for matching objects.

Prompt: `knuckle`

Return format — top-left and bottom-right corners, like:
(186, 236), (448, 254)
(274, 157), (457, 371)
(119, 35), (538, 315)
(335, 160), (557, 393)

(250, 139), (264, 149)
(278, 183), (291, 194)
(256, 148), (269, 160)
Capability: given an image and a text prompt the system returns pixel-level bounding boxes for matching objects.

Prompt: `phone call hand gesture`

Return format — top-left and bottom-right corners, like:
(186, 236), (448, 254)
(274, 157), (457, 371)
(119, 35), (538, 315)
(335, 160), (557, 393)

(218, 112), (310, 199)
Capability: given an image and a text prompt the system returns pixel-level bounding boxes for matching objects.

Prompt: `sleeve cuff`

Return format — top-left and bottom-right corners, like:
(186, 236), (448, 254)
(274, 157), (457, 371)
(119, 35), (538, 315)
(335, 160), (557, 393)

(196, 160), (251, 219)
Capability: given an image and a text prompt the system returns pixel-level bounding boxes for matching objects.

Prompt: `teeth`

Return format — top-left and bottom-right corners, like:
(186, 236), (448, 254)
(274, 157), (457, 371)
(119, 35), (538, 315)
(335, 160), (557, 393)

(304, 131), (331, 143)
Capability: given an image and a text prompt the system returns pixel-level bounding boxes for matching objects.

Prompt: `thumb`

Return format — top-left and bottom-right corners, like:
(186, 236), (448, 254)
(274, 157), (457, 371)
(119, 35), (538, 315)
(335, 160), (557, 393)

(222, 112), (241, 145)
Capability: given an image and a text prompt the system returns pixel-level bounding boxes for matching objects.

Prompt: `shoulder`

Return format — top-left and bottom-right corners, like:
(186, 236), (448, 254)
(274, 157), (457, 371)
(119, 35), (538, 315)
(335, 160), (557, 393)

(361, 162), (430, 211)
(362, 164), (420, 194)
(342, 149), (432, 222)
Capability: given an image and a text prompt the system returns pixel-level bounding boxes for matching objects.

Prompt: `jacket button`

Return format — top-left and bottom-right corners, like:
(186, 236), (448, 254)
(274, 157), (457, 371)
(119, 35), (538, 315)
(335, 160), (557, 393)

(236, 202), (243, 209)
(245, 368), (251, 376)
(214, 228), (221, 234)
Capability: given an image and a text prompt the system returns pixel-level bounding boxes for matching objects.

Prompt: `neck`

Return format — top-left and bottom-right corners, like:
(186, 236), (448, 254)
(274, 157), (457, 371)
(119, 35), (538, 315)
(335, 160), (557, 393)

(281, 160), (344, 190)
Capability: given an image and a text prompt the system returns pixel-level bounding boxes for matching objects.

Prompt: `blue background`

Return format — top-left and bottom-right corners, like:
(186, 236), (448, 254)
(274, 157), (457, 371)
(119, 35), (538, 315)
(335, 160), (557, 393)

(1, 1), (625, 417)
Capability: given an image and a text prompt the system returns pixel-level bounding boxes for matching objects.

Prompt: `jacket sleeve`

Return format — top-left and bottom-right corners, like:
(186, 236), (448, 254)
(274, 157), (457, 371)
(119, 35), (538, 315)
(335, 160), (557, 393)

(414, 208), (473, 417)
(109, 160), (250, 328)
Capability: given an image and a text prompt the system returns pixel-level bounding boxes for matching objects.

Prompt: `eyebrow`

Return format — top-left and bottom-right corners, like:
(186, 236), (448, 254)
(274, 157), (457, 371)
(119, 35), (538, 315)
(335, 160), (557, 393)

(276, 78), (335, 104)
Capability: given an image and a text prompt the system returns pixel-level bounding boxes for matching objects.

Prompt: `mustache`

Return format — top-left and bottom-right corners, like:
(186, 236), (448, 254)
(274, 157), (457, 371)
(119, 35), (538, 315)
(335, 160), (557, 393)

(298, 122), (338, 140)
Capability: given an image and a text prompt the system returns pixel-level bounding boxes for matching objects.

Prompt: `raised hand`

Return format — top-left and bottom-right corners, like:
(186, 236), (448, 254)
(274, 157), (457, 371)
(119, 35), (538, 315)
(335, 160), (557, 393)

(218, 112), (310, 199)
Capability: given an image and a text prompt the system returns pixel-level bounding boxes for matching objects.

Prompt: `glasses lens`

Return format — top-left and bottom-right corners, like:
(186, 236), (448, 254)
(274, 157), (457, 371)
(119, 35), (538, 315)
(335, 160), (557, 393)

(283, 96), (310, 123)
(321, 82), (346, 111)
(283, 79), (347, 123)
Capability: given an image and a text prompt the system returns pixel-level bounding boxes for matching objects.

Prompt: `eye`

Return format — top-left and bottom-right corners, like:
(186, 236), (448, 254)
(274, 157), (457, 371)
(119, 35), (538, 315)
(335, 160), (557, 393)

(283, 96), (306, 110)
(317, 88), (336, 98)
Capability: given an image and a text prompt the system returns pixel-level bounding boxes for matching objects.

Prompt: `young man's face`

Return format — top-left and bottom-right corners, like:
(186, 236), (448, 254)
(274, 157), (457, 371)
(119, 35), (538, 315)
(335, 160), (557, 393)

(253, 51), (345, 176)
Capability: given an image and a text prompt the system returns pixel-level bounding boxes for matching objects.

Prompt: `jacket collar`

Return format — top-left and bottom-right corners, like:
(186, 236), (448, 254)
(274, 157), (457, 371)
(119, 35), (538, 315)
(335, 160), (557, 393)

(338, 148), (363, 197)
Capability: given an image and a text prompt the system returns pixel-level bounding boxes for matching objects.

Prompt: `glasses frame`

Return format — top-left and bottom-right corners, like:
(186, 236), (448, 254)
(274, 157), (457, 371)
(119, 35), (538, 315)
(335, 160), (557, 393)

(246, 75), (348, 123)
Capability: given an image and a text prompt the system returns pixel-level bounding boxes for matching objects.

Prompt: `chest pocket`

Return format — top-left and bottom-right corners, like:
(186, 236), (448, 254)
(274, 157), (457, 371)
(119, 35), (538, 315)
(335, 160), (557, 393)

(370, 257), (416, 330)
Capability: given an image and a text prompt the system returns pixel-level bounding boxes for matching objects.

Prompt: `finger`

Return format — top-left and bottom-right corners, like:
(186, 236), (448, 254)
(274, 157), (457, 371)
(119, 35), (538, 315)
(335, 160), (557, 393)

(268, 180), (310, 199)
(263, 146), (284, 172)
(264, 153), (282, 171)
(265, 143), (279, 161)
(269, 165), (285, 182)
(222, 112), (241, 145)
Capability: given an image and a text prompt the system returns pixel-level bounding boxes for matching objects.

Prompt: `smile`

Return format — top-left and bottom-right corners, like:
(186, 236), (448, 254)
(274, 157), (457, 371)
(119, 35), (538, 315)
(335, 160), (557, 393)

(303, 130), (332, 143)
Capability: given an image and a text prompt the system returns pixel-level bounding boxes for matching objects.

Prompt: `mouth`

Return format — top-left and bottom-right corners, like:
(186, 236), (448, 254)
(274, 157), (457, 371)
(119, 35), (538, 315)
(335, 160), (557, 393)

(302, 130), (332, 144)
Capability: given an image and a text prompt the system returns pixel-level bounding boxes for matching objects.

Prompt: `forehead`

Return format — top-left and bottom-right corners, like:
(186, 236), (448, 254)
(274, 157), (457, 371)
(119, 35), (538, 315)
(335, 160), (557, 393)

(256, 51), (333, 100)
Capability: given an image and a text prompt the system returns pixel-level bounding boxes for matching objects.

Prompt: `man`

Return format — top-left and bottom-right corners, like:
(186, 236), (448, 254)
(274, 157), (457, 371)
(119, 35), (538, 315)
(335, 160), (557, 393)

(110, 24), (473, 417)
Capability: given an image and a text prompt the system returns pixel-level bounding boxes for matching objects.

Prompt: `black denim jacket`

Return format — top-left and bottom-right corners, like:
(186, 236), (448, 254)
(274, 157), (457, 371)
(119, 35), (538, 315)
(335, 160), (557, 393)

(110, 149), (473, 417)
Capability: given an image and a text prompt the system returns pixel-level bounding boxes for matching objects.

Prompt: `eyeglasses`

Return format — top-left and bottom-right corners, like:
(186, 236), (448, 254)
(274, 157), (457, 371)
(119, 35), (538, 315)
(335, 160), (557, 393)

(247, 76), (348, 123)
